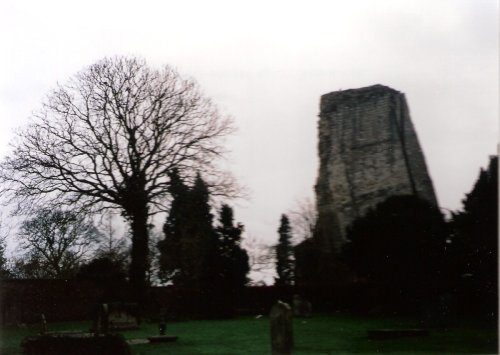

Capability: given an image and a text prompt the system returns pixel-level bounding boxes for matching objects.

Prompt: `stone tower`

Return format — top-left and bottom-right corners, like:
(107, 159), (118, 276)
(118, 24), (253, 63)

(314, 84), (438, 253)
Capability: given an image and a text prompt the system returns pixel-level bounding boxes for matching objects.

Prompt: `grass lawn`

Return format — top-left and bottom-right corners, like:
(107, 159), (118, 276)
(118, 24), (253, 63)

(0, 313), (497, 354)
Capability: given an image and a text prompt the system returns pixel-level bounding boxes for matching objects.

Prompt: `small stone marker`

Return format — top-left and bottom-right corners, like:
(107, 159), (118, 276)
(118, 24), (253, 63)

(292, 295), (312, 318)
(40, 314), (47, 335)
(101, 304), (109, 334)
(159, 316), (166, 335)
(270, 300), (293, 355)
(92, 303), (109, 335)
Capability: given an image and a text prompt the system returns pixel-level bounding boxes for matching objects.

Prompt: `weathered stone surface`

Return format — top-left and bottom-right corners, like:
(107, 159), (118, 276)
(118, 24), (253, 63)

(270, 301), (293, 355)
(315, 84), (438, 253)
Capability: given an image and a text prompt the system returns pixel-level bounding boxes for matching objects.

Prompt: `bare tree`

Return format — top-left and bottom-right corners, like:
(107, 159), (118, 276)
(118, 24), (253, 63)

(95, 212), (129, 263)
(288, 197), (317, 245)
(0, 216), (12, 278)
(0, 57), (235, 299)
(241, 234), (276, 285)
(15, 208), (101, 278)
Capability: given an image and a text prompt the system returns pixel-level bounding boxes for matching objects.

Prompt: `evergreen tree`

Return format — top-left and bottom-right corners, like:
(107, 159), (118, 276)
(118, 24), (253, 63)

(214, 204), (250, 289)
(187, 173), (218, 290)
(275, 214), (294, 286)
(158, 169), (190, 283)
(342, 195), (447, 312)
(450, 156), (498, 317)
(158, 172), (217, 289)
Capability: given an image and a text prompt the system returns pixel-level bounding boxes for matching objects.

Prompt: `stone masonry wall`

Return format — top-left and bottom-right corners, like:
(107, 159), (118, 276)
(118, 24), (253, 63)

(314, 84), (438, 253)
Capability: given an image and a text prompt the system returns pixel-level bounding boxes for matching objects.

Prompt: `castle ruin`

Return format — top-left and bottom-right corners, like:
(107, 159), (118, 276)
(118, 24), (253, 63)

(314, 84), (438, 253)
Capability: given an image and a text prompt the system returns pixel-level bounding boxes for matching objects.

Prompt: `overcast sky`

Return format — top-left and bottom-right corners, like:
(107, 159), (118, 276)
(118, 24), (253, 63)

(0, 1), (498, 256)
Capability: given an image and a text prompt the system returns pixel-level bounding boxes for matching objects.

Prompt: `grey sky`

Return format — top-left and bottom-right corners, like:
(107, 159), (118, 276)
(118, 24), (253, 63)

(0, 1), (498, 257)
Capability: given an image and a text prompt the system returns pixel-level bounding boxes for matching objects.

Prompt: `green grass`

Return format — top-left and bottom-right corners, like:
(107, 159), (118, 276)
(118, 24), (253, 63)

(1, 314), (497, 354)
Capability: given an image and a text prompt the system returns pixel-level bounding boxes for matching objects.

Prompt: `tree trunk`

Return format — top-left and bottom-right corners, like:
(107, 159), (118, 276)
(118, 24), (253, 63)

(129, 207), (149, 305)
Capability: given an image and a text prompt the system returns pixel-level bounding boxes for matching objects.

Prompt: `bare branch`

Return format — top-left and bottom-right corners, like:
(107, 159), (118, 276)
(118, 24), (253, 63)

(0, 56), (238, 216)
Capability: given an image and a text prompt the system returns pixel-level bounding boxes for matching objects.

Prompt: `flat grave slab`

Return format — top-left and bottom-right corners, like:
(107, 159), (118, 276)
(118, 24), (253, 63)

(368, 329), (429, 340)
(147, 335), (179, 343)
(127, 338), (150, 345)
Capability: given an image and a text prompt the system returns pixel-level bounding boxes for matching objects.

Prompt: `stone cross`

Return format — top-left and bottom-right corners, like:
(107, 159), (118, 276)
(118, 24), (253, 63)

(270, 300), (293, 355)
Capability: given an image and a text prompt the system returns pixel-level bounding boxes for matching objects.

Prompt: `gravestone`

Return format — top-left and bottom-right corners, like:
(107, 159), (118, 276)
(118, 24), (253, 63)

(40, 314), (47, 335)
(92, 303), (109, 335)
(270, 301), (293, 355)
(147, 314), (179, 343)
(92, 303), (139, 334)
(292, 295), (312, 318)
(107, 303), (139, 331)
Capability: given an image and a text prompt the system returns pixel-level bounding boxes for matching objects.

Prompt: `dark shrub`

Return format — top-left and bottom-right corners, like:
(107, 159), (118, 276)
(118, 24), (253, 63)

(22, 334), (130, 355)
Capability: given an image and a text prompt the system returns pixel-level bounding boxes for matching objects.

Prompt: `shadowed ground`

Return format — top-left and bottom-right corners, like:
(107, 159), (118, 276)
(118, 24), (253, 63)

(1, 313), (497, 354)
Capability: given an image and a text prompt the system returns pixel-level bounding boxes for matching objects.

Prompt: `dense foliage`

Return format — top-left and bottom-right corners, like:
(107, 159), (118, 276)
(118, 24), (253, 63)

(158, 172), (249, 291)
(342, 195), (448, 311)
(158, 171), (216, 289)
(449, 156), (498, 318)
(214, 204), (250, 290)
(76, 256), (129, 301)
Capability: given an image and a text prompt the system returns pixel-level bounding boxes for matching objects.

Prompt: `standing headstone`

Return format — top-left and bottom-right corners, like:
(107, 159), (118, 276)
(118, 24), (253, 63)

(101, 304), (109, 334)
(92, 303), (109, 335)
(159, 315), (166, 336)
(40, 314), (47, 335)
(270, 301), (293, 355)
(292, 295), (312, 318)
(107, 303), (138, 330)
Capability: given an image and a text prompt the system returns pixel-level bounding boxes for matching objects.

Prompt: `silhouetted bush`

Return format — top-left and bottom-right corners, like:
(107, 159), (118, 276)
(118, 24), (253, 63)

(22, 334), (130, 355)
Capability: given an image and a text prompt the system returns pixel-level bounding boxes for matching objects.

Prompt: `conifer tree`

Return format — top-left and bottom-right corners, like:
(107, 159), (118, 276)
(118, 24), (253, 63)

(450, 156), (498, 316)
(158, 169), (189, 283)
(214, 204), (249, 289)
(158, 172), (217, 289)
(275, 214), (294, 286)
(187, 173), (218, 290)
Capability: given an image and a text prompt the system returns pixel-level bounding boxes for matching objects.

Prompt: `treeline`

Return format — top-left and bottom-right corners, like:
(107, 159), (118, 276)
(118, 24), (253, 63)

(0, 155), (497, 321)
(293, 155), (498, 320)
(0, 171), (251, 317)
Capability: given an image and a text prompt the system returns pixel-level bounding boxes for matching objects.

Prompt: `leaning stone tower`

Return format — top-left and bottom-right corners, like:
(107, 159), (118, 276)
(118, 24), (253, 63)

(314, 84), (438, 253)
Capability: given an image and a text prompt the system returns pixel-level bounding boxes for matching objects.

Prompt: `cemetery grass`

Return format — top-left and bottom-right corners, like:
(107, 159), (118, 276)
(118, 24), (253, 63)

(0, 313), (497, 354)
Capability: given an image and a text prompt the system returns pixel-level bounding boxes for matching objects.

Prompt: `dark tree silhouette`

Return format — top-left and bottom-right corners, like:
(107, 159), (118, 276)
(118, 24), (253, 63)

(450, 156), (498, 317)
(0, 57), (235, 301)
(158, 178), (248, 317)
(77, 256), (128, 301)
(157, 169), (189, 283)
(158, 172), (217, 289)
(15, 208), (101, 278)
(214, 204), (250, 290)
(275, 214), (294, 286)
(0, 236), (10, 278)
(342, 195), (447, 312)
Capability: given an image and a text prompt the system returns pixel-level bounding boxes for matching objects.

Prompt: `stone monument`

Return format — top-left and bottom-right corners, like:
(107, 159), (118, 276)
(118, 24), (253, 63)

(270, 301), (293, 355)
